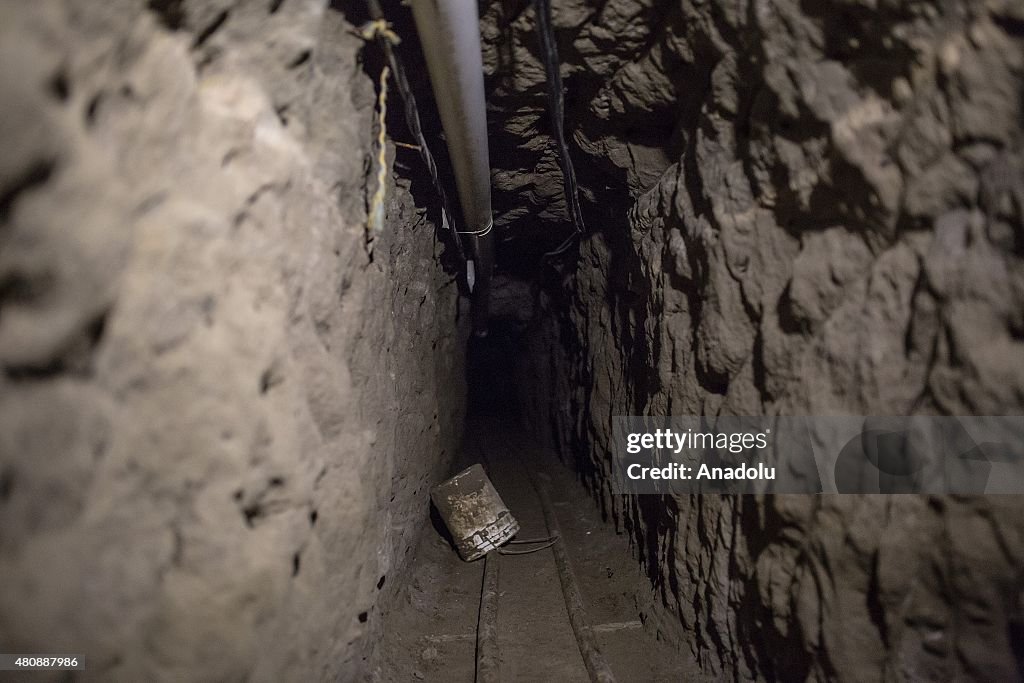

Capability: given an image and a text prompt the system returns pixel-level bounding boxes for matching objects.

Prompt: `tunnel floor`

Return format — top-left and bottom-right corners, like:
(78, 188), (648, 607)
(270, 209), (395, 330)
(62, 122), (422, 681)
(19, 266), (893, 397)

(372, 414), (702, 681)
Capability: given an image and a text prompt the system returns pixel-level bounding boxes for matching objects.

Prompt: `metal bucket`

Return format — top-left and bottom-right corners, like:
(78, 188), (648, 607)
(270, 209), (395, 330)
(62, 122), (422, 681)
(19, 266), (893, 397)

(430, 464), (519, 561)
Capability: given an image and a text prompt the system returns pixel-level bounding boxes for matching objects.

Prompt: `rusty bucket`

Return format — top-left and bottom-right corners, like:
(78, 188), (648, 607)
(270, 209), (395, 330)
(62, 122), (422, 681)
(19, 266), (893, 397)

(430, 464), (519, 561)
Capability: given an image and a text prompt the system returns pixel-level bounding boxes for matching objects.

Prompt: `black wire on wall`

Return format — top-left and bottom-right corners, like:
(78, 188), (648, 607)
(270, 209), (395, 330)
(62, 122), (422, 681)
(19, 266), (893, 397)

(532, 0), (587, 259)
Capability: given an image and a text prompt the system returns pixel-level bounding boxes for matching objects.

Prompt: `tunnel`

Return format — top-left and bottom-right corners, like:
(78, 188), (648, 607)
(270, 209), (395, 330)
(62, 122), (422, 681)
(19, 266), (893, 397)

(1, 0), (1024, 681)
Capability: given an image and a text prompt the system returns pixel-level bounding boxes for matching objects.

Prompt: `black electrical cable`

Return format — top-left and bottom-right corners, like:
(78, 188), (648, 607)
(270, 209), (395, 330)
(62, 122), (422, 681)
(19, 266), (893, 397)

(499, 535), (559, 555)
(533, 0), (586, 260)
(542, 230), (579, 260)
(507, 536), (558, 544)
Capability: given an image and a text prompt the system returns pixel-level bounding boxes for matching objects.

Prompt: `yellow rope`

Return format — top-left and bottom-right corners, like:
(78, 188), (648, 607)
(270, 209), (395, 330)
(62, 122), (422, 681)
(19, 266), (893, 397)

(359, 19), (400, 45)
(357, 19), (400, 253)
(366, 63), (390, 250)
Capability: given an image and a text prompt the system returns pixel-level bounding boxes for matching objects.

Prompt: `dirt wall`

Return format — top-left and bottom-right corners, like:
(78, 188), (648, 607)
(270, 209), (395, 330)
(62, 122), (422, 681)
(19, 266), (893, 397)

(0, 1), (466, 679)
(511, 0), (1024, 679)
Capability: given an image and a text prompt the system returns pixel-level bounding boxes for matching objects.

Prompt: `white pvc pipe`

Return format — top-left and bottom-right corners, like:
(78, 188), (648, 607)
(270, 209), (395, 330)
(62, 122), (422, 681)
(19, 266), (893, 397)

(410, 0), (494, 334)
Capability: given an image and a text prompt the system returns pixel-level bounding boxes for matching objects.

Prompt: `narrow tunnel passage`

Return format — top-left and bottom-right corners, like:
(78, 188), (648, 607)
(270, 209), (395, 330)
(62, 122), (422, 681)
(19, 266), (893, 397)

(1, 0), (1023, 681)
(374, 323), (699, 682)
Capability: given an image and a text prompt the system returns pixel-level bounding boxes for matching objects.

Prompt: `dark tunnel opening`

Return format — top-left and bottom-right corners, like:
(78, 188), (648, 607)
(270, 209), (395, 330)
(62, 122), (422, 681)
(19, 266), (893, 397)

(465, 319), (525, 419)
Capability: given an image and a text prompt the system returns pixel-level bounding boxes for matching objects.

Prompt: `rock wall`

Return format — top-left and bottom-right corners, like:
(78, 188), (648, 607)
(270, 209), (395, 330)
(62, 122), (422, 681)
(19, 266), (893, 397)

(0, 1), (466, 680)
(510, 0), (1024, 679)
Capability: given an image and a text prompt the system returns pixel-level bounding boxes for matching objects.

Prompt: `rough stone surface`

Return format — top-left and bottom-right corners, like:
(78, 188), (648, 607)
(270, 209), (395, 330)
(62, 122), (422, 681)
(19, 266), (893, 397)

(508, 0), (1024, 679)
(4, 0), (1024, 678)
(0, 1), (466, 680)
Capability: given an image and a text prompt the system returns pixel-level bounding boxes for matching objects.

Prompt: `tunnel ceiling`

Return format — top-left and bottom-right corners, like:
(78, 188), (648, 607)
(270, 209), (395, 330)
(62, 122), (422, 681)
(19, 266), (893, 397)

(372, 0), (677, 279)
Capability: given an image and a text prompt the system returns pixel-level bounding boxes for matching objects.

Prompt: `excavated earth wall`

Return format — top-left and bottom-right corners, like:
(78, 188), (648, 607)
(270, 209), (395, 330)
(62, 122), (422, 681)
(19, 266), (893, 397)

(0, 1), (466, 679)
(504, 0), (1024, 679)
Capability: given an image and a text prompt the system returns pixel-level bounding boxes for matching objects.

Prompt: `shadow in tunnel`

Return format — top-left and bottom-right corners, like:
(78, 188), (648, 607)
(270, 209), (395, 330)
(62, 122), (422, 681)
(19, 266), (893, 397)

(465, 319), (524, 419)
